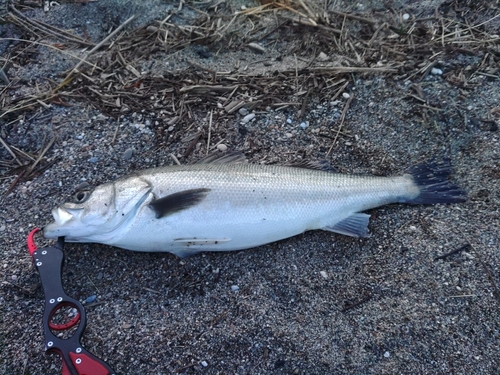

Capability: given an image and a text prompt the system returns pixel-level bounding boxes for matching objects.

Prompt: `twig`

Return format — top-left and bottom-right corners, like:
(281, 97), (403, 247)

(299, 88), (312, 119)
(60, 15), (136, 85)
(275, 3), (317, 26)
(28, 137), (56, 174)
(8, 5), (95, 46)
(0, 135), (23, 166)
(206, 110), (213, 155)
(309, 66), (397, 73)
(3, 170), (25, 197)
(296, 0), (316, 21)
(111, 122), (120, 144)
(326, 95), (353, 157)
(330, 81), (349, 101)
(183, 133), (201, 158)
(170, 153), (181, 165)
(341, 294), (372, 312)
(434, 243), (471, 261)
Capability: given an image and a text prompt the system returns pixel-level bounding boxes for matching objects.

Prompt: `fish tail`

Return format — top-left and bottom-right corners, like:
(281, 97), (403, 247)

(405, 160), (467, 204)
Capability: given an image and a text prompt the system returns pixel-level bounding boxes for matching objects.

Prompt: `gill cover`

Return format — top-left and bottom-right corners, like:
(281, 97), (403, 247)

(112, 177), (152, 217)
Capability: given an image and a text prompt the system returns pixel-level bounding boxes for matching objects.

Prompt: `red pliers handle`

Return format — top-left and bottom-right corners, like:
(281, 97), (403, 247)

(28, 228), (116, 375)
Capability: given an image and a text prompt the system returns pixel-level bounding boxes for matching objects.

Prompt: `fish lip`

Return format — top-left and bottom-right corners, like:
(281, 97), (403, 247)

(42, 223), (59, 239)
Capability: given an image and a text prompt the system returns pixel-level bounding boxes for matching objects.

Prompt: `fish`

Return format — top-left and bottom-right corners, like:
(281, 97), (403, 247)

(43, 152), (466, 257)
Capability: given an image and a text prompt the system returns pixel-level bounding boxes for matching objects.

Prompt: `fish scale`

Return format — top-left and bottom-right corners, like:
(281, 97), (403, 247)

(43, 155), (466, 257)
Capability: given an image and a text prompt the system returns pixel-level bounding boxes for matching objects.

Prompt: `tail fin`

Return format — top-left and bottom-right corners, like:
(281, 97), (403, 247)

(405, 160), (467, 204)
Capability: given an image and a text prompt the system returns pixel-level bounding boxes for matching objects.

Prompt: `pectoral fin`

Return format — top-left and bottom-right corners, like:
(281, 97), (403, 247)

(324, 213), (371, 238)
(149, 188), (210, 218)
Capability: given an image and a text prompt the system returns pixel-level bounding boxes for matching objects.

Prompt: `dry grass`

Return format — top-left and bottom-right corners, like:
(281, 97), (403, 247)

(1, 0), (499, 181)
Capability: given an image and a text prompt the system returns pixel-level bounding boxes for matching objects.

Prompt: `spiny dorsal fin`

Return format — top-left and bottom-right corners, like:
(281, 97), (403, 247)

(195, 151), (247, 165)
(149, 188), (210, 218)
(286, 159), (338, 173)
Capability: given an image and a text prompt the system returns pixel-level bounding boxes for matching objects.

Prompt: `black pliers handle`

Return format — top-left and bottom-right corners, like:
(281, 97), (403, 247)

(28, 228), (115, 375)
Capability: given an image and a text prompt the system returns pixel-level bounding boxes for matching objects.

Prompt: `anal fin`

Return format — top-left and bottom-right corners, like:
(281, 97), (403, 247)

(324, 213), (371, 238)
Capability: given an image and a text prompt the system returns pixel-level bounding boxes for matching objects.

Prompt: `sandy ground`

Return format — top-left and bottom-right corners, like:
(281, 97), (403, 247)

(1, 0), (499, 374)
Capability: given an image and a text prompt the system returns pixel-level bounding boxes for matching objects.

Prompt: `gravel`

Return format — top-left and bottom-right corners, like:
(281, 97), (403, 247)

(1, 1), (499, 374)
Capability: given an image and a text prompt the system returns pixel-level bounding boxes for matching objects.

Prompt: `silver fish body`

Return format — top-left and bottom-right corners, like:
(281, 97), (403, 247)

(43, 157), (465, 257)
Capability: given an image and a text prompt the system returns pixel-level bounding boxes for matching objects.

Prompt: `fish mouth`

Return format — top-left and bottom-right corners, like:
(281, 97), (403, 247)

(43, 206), (78, 239)
(52, 206), (74, 225)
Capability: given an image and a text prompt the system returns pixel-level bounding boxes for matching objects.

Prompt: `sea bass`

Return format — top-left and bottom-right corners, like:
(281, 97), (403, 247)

(43, 153), (466, 257)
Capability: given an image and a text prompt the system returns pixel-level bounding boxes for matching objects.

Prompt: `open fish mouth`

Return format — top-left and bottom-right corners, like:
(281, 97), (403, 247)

(52, 206), (74, 225)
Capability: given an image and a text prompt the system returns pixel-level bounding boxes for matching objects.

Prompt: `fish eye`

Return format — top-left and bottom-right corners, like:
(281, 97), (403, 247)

(73, 190), (91, 203)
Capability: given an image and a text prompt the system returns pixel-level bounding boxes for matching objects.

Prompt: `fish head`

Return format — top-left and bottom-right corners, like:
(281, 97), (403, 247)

(43, 177), (152, 243)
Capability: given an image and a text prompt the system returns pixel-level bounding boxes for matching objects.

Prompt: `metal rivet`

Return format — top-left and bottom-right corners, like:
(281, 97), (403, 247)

(76, 347), (82, 353)
(47, 341), (53, 347)
(57, 297), (63, 302)
(36, 262), (42, 266)
(75, 358), (82, 364)
(49, 299), (55, 304)
(42, 250), (47, 255)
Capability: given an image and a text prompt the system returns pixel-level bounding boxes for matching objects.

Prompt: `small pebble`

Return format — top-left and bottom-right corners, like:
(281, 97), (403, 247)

(342, 93), (350, 99)
(285, 133), (293, 138)
(231, 285), (239, 292)
(403, 13), (410, 20)
(167, 126), (175, 132)
(239, 108), (249, 116)
(300, 122), (308, 129)
(217, 144), (228, 152)
(88, 157), (99, 163)
(201, 361), (208, 367)
(241, 113), (255, 123)
(320, 271), (328, 279)
(123, 148), (134, 160)
(85, 295), (97, 303)
(317, 51), (328, 61)
(11, 275), (18, 281)
(384, 351), (390, 358)
(431, 67), (443, 75)
(287, 119), (292, 124)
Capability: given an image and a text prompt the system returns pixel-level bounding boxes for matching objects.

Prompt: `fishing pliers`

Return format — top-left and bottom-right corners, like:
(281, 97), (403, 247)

(27, 228), (115, 375)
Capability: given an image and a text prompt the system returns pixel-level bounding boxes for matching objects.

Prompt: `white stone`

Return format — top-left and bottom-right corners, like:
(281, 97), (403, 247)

(241, 113), (255, 123)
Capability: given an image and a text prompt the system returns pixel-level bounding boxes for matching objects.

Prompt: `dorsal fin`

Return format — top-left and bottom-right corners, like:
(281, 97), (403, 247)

(195, 151), (247, 165)
(286, 159), (338, 173)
